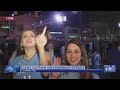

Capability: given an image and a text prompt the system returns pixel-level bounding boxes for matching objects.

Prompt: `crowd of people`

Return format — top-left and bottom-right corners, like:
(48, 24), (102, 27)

(0, 26), (120, 79)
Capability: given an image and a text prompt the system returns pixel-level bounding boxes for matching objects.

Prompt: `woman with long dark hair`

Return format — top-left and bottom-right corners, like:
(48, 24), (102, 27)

(51, 39), (100, 79)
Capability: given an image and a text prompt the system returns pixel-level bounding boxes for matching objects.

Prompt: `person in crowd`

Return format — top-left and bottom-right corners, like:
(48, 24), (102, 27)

(51, 39), (100, 79)
(9, 26), (51, 79)
(9, 29), (54, 64)
(108, 41), (120, 79)
(0, 47), (4, 72)
(45, 31), (54, 63)
(90, 43), (101, 69)
(60, 41), (65, 65)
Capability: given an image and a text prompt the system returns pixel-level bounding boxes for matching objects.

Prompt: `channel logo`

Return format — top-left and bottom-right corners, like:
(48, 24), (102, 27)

(104, 65), (116, 72)
(4, 65), (20, 73)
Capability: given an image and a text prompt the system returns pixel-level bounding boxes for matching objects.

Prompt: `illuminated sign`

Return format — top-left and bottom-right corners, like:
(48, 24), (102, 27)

(49, 32), (62, 34)
(0, 16), (14, 21)
(1, 26), (10, 29)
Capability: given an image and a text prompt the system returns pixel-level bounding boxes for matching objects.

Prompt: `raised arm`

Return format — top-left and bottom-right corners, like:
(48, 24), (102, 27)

(36, 26), (51, 78)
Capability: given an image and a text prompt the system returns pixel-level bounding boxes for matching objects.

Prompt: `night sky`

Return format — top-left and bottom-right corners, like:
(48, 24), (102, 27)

(0, 11), (36, 16)
(0, 11), (14, 16)
(1, 11), (120, 27)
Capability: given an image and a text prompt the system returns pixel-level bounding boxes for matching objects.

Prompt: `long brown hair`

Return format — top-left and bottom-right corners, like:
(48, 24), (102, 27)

(64, 39), (92, 79)
(16, 29), (37, 55)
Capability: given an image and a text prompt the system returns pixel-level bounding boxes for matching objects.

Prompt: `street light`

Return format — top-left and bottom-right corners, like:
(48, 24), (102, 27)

(54, 14), (67, 36)
(118, 22), (120, 27)
(55, 14), (67, 24)
(118, 22), (120, 37)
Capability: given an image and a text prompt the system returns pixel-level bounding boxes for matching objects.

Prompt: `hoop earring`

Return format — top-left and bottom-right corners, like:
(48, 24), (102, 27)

(21, 47), (23, 51)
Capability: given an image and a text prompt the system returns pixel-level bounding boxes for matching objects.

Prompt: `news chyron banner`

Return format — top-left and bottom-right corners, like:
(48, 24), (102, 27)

(4, 65), (116, 73)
